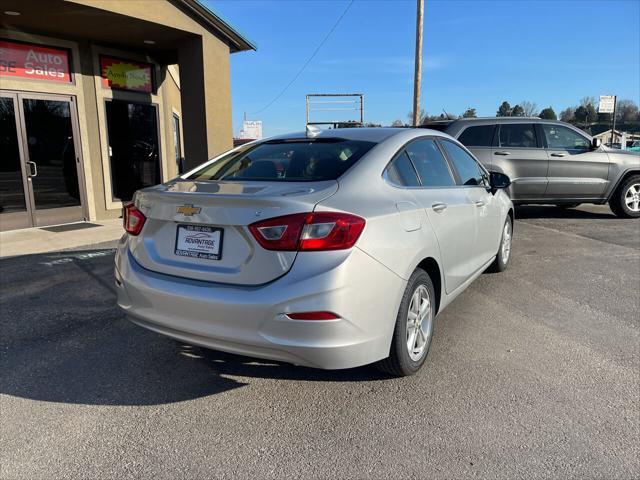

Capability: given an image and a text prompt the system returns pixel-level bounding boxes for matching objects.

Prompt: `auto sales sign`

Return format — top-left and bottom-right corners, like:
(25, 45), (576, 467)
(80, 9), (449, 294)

(0, 40), (71, 83)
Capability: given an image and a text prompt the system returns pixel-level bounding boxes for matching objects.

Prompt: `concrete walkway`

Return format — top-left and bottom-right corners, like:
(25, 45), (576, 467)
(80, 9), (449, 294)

(0, 219), (123, 258)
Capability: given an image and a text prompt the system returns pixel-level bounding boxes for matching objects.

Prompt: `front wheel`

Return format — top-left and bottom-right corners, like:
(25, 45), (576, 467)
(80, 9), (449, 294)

(610, 175), (640, 218)
(486, 217), (513, 273)
(377, 268), (436, 377)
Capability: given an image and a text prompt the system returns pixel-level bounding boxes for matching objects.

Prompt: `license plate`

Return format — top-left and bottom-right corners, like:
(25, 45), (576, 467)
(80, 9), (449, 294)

(175, 224), (223, 260)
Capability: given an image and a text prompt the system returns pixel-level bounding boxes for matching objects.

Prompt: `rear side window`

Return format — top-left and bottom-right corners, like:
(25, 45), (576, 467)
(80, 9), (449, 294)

(188, 139), (375, 182)
(458, 125), (496, 147)
(499, 124), (538, 148)
(385, 152), (420, 187)
(405, 139), (455, 187)
(440, 140), (487, 187)
(541, 124), (590, 151)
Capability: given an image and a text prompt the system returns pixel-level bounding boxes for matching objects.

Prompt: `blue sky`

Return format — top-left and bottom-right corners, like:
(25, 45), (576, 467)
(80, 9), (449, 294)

(205, 0), (640, 137)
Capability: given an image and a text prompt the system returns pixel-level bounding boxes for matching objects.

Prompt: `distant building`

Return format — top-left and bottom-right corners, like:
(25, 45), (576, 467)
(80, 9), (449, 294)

(592, 129), (640, 149)
(238, 120), (263, 140)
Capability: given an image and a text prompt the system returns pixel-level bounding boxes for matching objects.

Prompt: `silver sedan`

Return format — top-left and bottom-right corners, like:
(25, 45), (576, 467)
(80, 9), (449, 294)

(115, 127), (514, 376)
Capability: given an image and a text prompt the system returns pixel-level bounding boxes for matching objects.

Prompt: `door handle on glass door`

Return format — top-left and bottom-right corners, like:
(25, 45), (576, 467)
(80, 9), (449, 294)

(494, 151), (510, 156)
(432, 203), (447, 213)
(27, 161), (38, 178)
(550, 152), (566, 157)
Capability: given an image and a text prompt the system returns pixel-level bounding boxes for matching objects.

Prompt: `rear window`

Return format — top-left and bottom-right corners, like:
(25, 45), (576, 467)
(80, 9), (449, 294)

(458, 125), (496, 147)
(188, 139), (376, 182)
(385, 152), (420, 187)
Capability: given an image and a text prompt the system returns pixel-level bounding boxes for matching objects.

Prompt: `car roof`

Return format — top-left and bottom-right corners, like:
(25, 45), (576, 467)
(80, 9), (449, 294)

(424, 117), (564, 125)
(264, 127), (448, 143)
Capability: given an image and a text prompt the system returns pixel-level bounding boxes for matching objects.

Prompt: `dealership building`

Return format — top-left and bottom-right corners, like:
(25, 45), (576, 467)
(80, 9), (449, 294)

(0, 0), (254, 231)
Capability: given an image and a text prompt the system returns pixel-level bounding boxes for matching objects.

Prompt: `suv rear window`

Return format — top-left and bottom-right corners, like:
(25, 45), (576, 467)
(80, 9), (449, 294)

(458, 125), (496, 147)
(188, 138), (376, 182)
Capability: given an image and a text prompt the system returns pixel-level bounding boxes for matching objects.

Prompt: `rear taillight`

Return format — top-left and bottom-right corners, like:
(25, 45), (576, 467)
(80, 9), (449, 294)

(248, 212), (365, 251)
(123, 202), (146, 236)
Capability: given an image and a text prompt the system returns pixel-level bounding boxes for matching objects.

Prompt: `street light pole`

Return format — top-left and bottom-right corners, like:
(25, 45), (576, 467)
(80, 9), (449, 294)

(412, 0), (424, 127)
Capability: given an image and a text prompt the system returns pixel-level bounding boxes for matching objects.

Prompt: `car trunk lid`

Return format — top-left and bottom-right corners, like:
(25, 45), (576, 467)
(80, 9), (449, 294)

(128, 179), (338, 285)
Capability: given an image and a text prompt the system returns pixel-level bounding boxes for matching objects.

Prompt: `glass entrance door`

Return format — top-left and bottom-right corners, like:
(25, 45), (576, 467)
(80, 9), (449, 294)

(105, 99), (161, 202)
(0, 94), (30, 230)
(0, 91), (85, 231)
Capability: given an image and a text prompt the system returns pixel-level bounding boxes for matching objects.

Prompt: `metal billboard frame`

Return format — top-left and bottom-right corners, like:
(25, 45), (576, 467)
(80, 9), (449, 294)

(305, 93), (364, 127)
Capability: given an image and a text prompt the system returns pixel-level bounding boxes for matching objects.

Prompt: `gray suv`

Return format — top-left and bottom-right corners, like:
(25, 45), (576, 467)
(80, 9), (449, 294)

(425, 118), (640, 218)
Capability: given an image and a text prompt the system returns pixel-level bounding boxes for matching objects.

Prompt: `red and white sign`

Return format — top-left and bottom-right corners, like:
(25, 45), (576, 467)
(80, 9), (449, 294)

(0, 40), (71, 83)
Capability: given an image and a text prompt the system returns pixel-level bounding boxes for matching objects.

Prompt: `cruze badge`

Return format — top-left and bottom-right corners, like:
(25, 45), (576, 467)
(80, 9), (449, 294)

(177, 204), (201, 216)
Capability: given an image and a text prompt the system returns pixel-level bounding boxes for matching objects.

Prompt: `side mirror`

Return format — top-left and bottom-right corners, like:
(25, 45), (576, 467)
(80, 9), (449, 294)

(592, 138), (602, 150)
(489, 171), (511, 190)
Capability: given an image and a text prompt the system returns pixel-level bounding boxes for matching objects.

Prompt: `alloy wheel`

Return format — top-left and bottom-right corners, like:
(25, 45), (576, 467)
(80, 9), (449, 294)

(625, 183), (640, 212)
(406, 285), (433, 361)
(501, 220), (512, 264)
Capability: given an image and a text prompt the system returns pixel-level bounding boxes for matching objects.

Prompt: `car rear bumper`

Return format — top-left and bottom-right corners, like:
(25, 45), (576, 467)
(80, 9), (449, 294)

(115, 238), (405, 369)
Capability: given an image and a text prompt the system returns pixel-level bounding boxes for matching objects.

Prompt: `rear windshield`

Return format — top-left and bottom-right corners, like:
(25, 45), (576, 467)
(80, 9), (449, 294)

(188, 138), (376, 182)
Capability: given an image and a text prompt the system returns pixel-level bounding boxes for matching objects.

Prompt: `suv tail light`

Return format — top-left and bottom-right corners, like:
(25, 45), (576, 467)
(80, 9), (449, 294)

(248, 212), (365, 251)
(123, 202), (146, 236)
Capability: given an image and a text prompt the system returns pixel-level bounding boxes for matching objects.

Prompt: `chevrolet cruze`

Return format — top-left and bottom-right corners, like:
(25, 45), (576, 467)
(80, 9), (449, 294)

(115, 127), (514, 376)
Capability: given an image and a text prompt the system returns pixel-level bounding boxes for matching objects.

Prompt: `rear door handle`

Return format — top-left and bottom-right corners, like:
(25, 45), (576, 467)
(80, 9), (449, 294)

(550, 152), (566, 157)
(474, 201), (485, 207)
(494, 151), (510, 156)
(432, 202), (447, 213)
(27, 161), (38, 178)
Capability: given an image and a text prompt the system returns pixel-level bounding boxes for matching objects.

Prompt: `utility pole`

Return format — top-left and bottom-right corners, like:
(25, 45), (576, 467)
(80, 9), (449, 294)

(412, 0), (424, 127)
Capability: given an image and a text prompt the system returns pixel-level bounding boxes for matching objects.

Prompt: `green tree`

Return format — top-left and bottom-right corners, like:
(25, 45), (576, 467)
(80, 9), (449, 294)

(511, 104), (525, 117)
(539, 107), (557, 120)
(496, 101), (512, 117)
(462, 108), (477, 118)
(391, 119), (405, 127)
(578, 97), (598, 125)
(574, 105), (597, 127)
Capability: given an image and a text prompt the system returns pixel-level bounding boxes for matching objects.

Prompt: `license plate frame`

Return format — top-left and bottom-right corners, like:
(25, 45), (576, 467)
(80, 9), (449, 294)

(174, 224), (224, 261)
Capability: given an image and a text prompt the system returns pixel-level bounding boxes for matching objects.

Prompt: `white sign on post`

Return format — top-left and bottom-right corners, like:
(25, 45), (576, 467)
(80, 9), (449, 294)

(598, 95), (616, 114)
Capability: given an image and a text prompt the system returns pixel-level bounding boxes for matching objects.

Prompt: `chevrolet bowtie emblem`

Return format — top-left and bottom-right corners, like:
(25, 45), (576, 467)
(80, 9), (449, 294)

(177, 204), (201, 216)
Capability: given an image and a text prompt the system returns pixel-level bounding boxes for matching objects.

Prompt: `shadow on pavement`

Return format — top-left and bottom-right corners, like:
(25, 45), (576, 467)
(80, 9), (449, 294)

(515, 205), (616, 220)
(0, 248), (389, 407)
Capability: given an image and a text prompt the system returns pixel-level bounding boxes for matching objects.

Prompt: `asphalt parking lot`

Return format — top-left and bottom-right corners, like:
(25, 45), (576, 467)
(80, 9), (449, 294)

(1, 204), (639, 480)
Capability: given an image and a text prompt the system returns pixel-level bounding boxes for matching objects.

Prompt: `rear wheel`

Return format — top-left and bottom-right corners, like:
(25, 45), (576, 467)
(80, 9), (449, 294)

(486, 217), (513, 273)
(610, 175), (640, 218)
(377, 268), (435, 377)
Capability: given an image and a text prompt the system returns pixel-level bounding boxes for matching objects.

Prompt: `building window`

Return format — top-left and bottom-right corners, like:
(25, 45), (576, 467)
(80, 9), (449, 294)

(173, 113), (183, 174)
(105, 99), (161, 202)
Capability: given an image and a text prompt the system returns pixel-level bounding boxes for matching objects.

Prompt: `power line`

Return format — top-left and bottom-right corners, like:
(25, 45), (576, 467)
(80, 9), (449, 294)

(250, 0), (355, 115)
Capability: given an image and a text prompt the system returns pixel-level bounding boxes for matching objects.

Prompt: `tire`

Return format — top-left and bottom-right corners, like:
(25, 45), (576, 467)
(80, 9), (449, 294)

(377, 268), (436, 377)
(609, 175), (640, 218)
(486, 217), (513, 273)
(556, 203), (581, 209)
